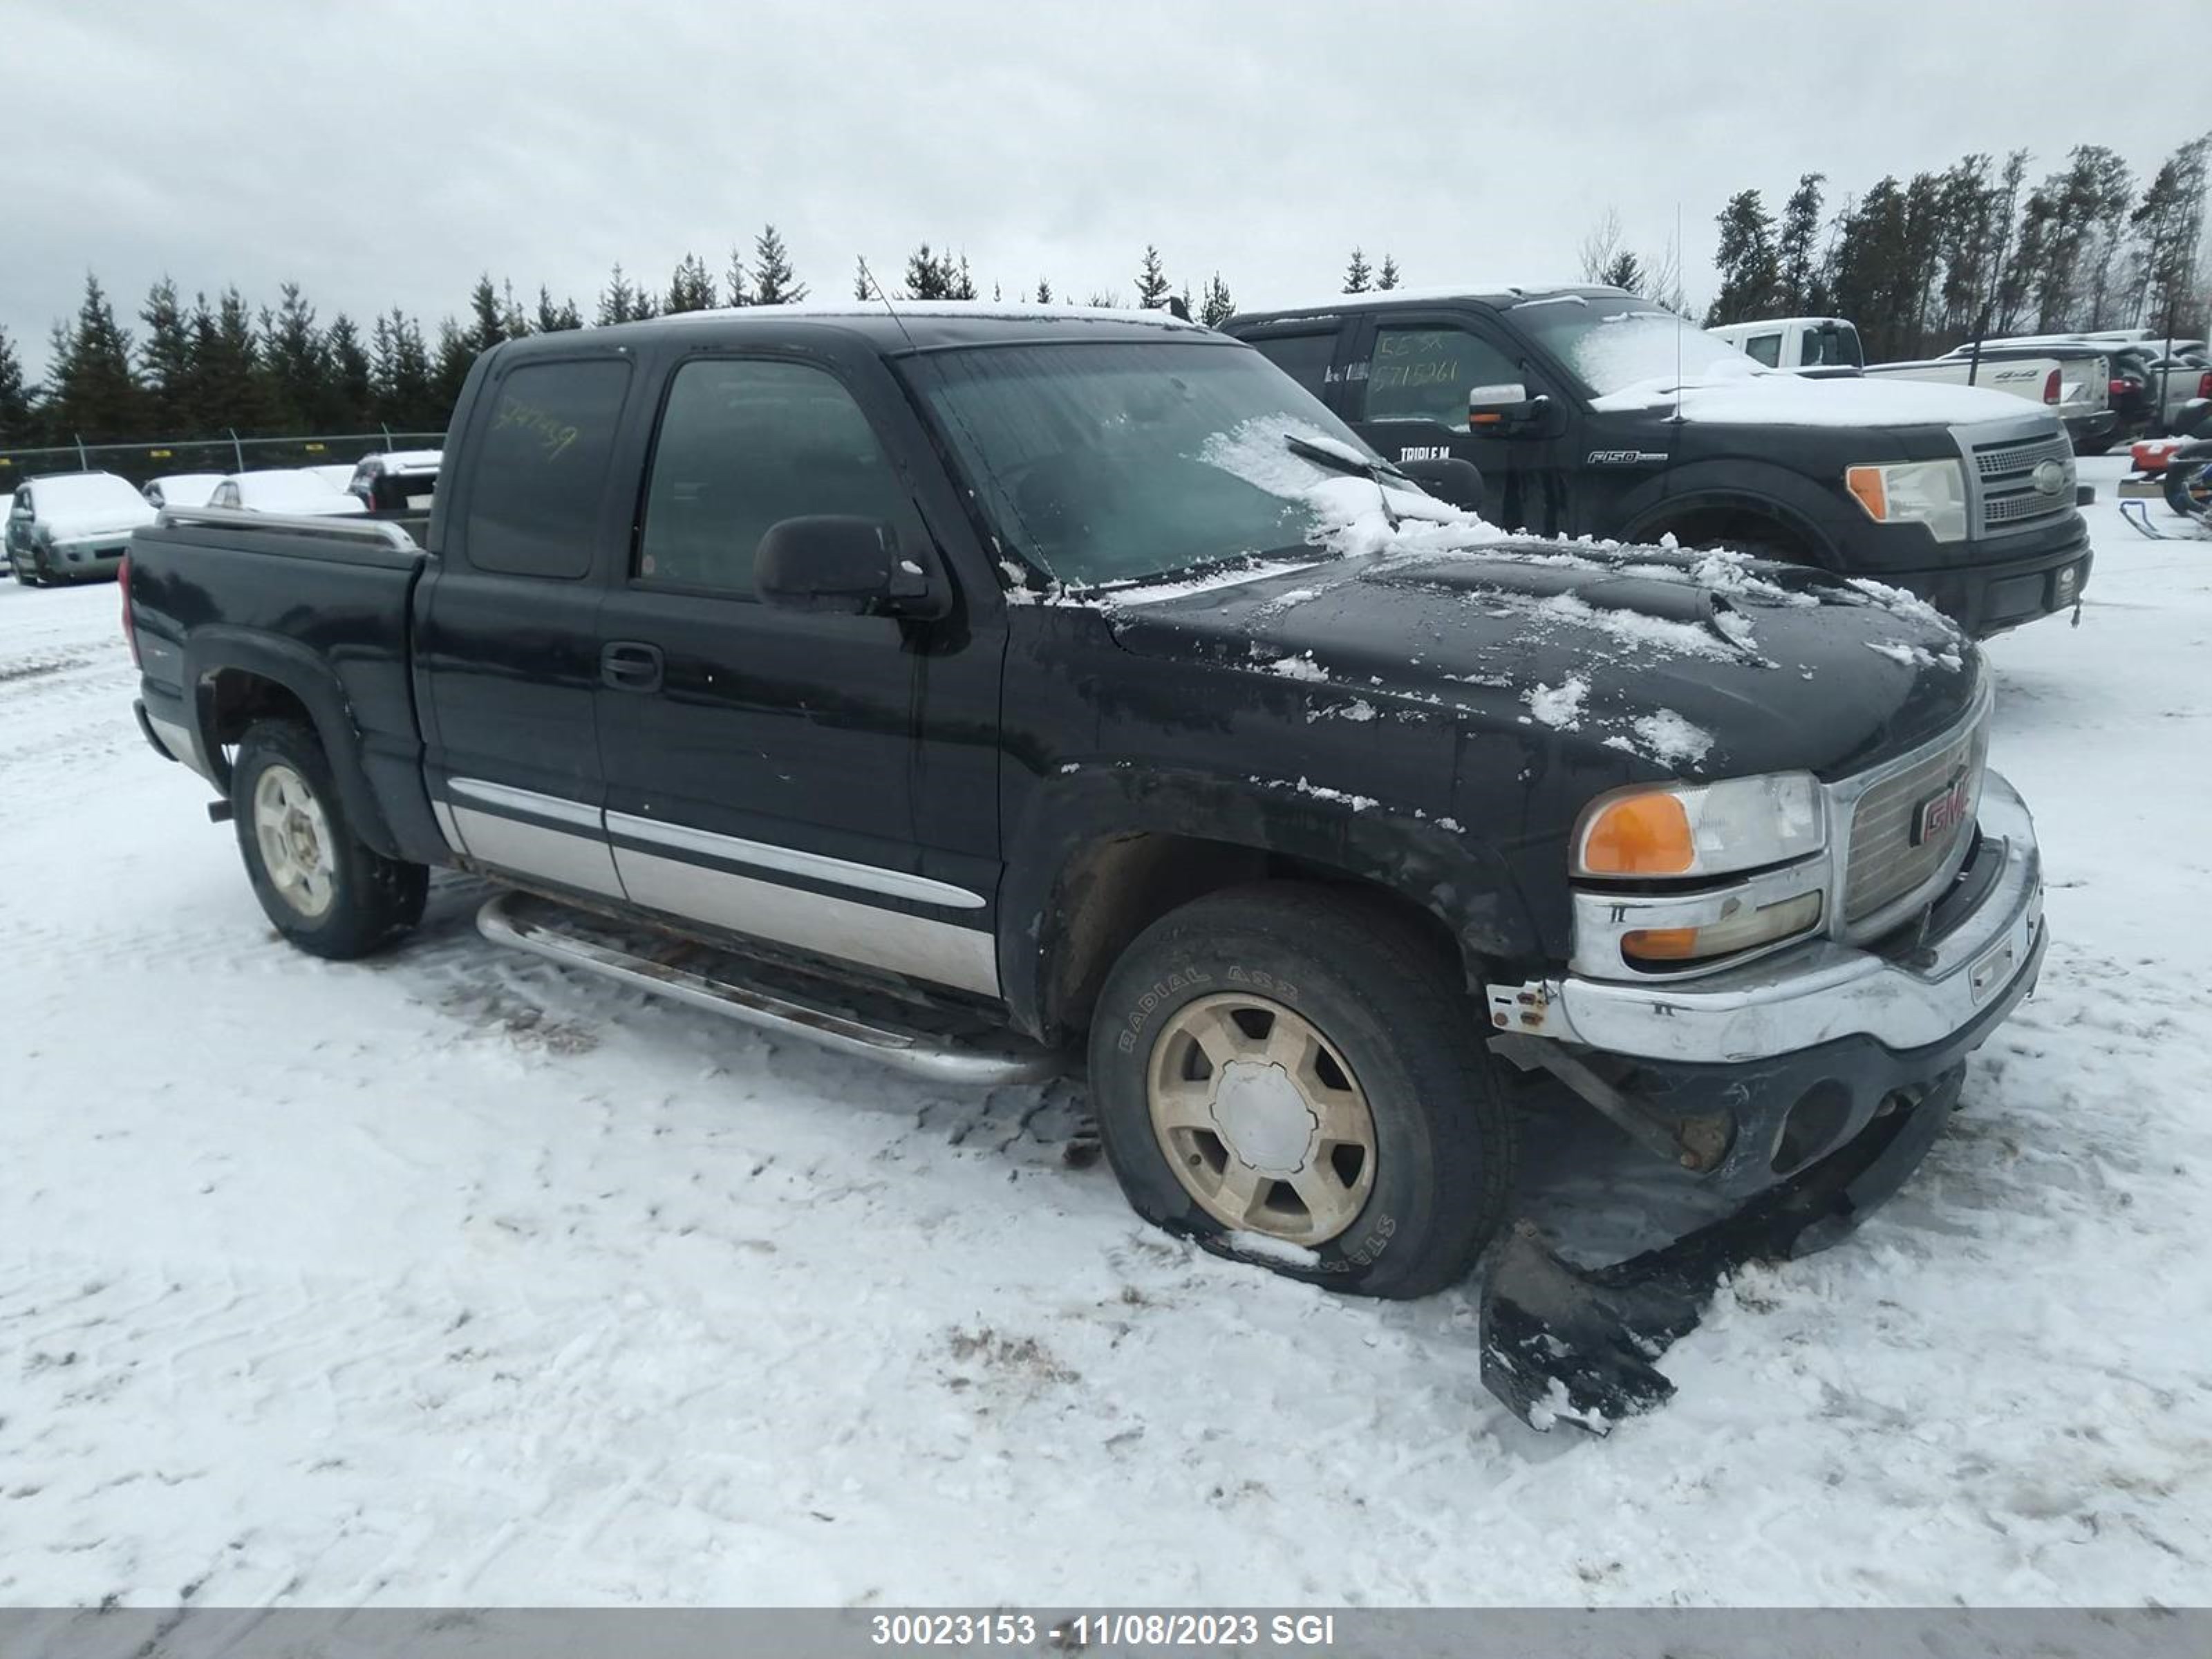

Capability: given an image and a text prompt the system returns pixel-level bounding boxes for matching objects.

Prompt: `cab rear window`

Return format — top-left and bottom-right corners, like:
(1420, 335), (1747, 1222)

(462, 359), (631, 579)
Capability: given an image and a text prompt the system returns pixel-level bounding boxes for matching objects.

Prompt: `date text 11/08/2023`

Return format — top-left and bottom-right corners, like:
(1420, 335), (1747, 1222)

(868, 1612), (1340, 1648)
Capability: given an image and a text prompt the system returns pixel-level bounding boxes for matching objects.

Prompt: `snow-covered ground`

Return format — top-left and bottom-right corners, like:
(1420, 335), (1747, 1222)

(2, 458), (2207, 1607)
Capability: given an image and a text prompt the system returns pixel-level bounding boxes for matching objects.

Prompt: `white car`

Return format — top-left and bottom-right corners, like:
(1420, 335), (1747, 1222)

(6, 472), (158, 585)
(209, 470), (368, 516)
(142, 473), (226, 512)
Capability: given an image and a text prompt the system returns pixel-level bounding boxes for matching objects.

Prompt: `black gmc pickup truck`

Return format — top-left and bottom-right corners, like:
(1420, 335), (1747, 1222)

(124, 305), (2047, 1427)
(1224, 285), (2094, 638)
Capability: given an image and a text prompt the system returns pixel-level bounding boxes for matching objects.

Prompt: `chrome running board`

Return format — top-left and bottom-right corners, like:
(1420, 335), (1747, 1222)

(476, 890), (1060, 1085)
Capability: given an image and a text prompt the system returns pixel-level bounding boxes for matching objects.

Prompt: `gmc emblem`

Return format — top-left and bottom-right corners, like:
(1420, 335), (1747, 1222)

(1911, 768), (1973, 846)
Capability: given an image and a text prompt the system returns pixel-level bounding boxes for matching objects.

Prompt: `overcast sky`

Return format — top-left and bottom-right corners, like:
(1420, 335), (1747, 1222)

(6, 0), (2205, 373)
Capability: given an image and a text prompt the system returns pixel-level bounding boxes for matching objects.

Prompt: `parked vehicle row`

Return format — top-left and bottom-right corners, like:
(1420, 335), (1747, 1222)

(1229, 284), (2090, 636)
(6, 458), (448, 585)
(122, 299), (2051, 1426)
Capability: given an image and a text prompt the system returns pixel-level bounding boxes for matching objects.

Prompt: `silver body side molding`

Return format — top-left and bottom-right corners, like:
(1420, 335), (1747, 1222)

(605, 810), (986, 910)
(437, 778), (1000, 997)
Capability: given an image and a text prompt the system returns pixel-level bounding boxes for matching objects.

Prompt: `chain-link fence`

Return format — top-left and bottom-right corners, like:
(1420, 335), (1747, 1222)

(0, 429), (447, 491)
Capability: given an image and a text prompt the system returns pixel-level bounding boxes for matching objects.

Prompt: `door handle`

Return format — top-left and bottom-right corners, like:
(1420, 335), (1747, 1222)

(600, 640), (664, 693)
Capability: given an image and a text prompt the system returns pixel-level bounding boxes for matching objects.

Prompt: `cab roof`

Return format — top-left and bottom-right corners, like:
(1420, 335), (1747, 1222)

(1226, 283), (1622, 326)
(510, 301), (1219, 359)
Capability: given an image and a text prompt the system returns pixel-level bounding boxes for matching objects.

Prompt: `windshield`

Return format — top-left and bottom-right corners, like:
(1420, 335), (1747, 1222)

(906, 339), (1387, 589)
(1515, 298), (1761, 397)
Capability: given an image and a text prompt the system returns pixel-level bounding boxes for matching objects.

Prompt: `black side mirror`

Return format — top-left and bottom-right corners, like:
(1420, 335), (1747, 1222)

(754, 516), (944, 618)
(1396, 457), (1486, 512)
(1467, 382), (1552, 435)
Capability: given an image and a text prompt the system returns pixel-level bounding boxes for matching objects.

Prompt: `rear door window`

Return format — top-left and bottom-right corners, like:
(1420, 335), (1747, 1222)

(1743, 332), (1783, 368)
(1363, 326), (1522, 429)
(462, 357), (632, 579)
(635, 358), (922, 598)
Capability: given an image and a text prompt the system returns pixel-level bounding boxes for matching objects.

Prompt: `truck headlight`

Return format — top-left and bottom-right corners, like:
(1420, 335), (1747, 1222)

(1574, 772), (1825, 880)
(1845, 460), (1968, 542)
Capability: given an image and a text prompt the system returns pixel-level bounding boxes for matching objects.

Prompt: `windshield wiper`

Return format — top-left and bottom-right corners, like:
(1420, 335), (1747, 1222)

(1283, 433), (1408, 529)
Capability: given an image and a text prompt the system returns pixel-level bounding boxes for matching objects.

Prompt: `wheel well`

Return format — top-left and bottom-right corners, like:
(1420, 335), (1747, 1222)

(1646, 503), (1823, 565)
(1036, 832), (1466, 1041)
(199, 669), (314, 785)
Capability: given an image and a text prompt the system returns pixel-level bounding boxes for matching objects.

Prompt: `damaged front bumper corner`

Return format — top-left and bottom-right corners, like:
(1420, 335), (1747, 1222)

(1476, 774), (2045, 1432)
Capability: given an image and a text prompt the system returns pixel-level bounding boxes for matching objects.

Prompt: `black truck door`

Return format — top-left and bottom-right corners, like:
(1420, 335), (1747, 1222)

(415, 352), (636, 900)
(592, 351), (1005, 999)
(1344, 310), (1576, 535)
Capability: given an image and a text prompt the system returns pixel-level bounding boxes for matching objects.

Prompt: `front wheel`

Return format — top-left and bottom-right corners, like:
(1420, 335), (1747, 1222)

(1087, 883), (1517, 1299)
(232, 720), (427, 959)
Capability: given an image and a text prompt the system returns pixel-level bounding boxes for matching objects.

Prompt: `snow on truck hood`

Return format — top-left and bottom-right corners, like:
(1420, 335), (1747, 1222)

(1593, 361), (2041, 427)
(1085, 452), (1979, 782)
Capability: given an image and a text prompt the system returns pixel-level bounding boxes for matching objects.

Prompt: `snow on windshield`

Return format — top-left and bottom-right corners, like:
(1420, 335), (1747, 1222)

(1538, 306), (1763, 398)
(32, 474), (147, 515)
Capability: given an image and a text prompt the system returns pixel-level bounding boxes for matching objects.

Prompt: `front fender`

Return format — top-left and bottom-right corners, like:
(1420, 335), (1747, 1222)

(997, 764), (1544, 1038)
(1625, 458), (1851, 568)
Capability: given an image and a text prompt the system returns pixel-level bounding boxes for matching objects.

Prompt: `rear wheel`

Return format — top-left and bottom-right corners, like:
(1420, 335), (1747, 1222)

(1086, 883), (1517, 1299)
(231, 720), (427, 959)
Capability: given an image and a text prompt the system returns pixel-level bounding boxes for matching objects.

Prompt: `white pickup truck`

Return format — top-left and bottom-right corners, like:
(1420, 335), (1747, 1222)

(1866, 347), (2116, 454)
(1707, 317), (1864, 377)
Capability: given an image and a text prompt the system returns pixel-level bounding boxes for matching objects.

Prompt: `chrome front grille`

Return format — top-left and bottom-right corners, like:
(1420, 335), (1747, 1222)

(1841, 717), (1989, 928)
(1969, 431), (2075, 536)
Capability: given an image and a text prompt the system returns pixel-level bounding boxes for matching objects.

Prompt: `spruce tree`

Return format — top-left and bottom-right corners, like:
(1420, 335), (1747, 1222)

(534, 287), (583, 332)
(432, 319), (476, 419)
(139, 277), (196, 434)
(854, 258), (876, 302)
(665, 253), (718, 314)
(597, 263), (642, 326)
(946, 252), (977, 301)
(752, 223), (806, 304)
(325, 315), (373, 430)
(1703, 189), (1781, 326)
(1199, 272), (1235, 327)
(264, 283), (330, 431)
(1376, 254), (1400, 290)
(1774, 174), (1826, 313)
(48, 274), (147, 443)
(1600, 251), (1644, 291)
(1134, 245), (1170, 309)
(194, 288), (273, 438)
(2131, 135), (2211, 335)
(1343, 247), (1371, 294)
(0, 326), (34, 445)
(905, 244), (950, 299)
(1035, 279), (1053, 304)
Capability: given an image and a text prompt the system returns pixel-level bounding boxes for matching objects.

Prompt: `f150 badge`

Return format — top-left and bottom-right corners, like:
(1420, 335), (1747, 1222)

(1587, 449), (1668, 466)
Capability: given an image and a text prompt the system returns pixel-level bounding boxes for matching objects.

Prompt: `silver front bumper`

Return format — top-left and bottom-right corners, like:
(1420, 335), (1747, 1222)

(1491, 770), (2044, 1065)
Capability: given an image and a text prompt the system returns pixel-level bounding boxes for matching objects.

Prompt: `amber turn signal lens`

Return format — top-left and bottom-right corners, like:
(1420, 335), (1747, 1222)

(1621, 927), (1700, 960)
(1579, 792), (1696, 876)
(1845, 465), (1887, 521)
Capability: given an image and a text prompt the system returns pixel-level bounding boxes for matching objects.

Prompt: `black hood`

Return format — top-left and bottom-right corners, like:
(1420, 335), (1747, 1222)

(1103, 540), (1980, 781)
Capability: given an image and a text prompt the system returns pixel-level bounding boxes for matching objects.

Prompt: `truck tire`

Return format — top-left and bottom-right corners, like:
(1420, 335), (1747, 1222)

(1086, 882), (1516, 1300)
(230, 720), (427, 959)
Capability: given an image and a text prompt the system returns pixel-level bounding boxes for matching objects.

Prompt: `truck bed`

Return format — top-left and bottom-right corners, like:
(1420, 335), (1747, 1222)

(126, 507), (439, 865)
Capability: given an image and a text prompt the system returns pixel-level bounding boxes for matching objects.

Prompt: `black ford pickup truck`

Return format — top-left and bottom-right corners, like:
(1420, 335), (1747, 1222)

(124, 305), (2047, 1427)
(1224, 285), (2094, 638)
